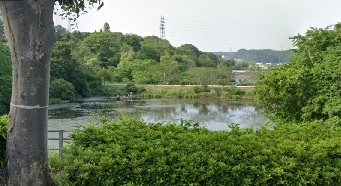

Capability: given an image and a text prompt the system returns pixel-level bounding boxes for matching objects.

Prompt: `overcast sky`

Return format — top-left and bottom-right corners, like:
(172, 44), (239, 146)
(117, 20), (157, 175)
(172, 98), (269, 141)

(54, 0), (341, 52)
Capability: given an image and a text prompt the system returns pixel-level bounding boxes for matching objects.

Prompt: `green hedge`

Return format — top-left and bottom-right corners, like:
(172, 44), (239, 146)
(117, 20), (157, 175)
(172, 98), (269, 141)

(0, 115), (8, 166)
(51, 119), (341, 185)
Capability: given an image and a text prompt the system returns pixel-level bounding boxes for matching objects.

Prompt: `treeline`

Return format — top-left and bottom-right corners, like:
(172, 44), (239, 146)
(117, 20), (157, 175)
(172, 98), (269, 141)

(214, 49), (294, 63)
(50, 24), (245, 100)
(0, 23), (249, 115)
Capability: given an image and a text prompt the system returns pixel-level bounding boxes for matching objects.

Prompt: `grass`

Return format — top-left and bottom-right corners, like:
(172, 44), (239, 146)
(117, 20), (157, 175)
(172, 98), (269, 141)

(141, 85), (255, 101)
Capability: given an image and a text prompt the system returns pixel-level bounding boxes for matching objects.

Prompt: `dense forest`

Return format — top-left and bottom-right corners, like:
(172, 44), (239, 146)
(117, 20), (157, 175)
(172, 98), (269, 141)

(214, 49), (295, 63)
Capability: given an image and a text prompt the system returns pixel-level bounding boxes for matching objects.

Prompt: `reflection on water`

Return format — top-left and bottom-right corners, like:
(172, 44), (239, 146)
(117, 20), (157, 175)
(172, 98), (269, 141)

(136, 100), (267, 130)
(48, 98), (268, 131)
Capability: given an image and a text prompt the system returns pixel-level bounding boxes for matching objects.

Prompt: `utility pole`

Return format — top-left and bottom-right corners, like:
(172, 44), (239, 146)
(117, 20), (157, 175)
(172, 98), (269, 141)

(160, 15), (165, 40)
(163, 73), (166, 84)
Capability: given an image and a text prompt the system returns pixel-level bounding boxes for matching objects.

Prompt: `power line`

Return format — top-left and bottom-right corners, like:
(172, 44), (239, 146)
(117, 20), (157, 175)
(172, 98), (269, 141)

(166, 18), (337, 27)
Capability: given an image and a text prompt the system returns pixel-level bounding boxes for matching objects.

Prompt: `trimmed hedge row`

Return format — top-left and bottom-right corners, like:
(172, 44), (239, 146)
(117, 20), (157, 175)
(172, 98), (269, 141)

(50, 118), (341, 185)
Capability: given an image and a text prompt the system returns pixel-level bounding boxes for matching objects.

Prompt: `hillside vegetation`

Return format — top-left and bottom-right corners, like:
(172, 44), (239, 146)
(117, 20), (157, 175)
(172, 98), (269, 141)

(52, 24), (235, 94)
(214, 49), (294, 63)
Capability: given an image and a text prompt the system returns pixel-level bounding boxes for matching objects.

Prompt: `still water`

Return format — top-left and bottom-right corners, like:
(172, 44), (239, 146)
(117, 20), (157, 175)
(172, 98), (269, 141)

(48, 97), (268, 131)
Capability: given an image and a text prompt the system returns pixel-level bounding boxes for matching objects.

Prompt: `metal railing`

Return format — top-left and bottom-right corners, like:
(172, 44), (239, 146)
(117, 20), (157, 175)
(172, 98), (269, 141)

(48, 130), (71, 157)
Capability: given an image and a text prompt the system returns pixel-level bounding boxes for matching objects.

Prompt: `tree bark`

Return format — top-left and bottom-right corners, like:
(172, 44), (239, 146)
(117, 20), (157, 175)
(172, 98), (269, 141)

(0, 0), (55, 185)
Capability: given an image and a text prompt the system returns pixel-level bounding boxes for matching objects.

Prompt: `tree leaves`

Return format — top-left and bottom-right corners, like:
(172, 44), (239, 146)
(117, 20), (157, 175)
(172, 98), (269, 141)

(257, 23), (341, 122)
(55, 0), (104, 23)
(0, 43), (11, 115)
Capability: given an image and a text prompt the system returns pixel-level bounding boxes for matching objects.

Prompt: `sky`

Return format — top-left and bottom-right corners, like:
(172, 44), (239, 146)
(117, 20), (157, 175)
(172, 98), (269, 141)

(54, 0), (341, 52)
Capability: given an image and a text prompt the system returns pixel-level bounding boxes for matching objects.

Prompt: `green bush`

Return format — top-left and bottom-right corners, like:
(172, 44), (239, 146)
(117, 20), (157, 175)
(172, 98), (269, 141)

(0, 115), (8, 166)
(50, 78), (77, 101)
(51, 119), (341, 185)
(256, 24), (341, 122)
(202, 84), (210, 92)
(225, 86), (245, 96)
(49, 98), (63, 105)
(192, 86), (201, 94)
(121, 83), (146, 95)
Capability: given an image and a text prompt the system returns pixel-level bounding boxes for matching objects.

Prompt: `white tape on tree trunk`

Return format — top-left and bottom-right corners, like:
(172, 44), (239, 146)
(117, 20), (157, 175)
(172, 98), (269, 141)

(10, 103), (48, 110)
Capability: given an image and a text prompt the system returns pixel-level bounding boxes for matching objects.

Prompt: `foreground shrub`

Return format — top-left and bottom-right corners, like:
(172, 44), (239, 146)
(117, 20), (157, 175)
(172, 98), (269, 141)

(0, 115), (8, 166)
(51, 119), (341, 185)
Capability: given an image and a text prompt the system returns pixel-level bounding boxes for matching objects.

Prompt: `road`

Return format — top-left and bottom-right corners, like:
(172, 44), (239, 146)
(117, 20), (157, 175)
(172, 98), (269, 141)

(105, 84), (255, 89)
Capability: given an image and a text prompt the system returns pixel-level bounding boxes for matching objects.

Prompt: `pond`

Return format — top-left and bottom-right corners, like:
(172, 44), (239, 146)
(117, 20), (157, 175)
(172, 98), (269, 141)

(48, 97), (269, 131)
(47, 97), (269, 150)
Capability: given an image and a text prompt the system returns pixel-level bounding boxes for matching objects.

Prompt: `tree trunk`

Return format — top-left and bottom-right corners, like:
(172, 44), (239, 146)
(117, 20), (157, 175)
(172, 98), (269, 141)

(0, 0), (55, 185)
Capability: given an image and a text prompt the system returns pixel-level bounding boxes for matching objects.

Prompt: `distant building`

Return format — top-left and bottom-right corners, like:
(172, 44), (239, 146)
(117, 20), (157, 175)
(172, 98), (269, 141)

(254, 63), (269, 70)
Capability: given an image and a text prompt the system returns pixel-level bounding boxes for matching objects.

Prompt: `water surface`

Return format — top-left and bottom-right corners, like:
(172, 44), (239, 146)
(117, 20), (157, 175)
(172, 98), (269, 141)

(48, 98), (268, 131)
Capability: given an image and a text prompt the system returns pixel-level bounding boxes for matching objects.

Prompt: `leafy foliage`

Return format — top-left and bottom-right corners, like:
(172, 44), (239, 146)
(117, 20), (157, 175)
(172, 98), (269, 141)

(56, 0), (104, 18)
(54, 25), (70, 42)
(0, 43), (11, 115)
(51, 41), (102, 98)
(139, 37), (174, 62)
(257, 23), (341, 122)
(141, 85), (252, 100)
(50, 24), (239, 87)
(120, 83), (145, 95)
(50, 79), (77, 101)
(0, 115), (8, 166)
(78, 31), (123, 67)
(97, 67), (112, 85)
(51, 119), (341, 185)
(103, 22), (110, 32)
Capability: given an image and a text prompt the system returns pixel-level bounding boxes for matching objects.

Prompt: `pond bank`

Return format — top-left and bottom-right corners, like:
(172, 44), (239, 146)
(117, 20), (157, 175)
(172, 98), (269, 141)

(142, 85), (255, 100)
(105, 84), (256, 100)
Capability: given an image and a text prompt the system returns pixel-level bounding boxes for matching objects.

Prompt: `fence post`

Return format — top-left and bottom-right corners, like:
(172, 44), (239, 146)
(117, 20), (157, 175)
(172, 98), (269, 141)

(59, 130), (63, 158)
